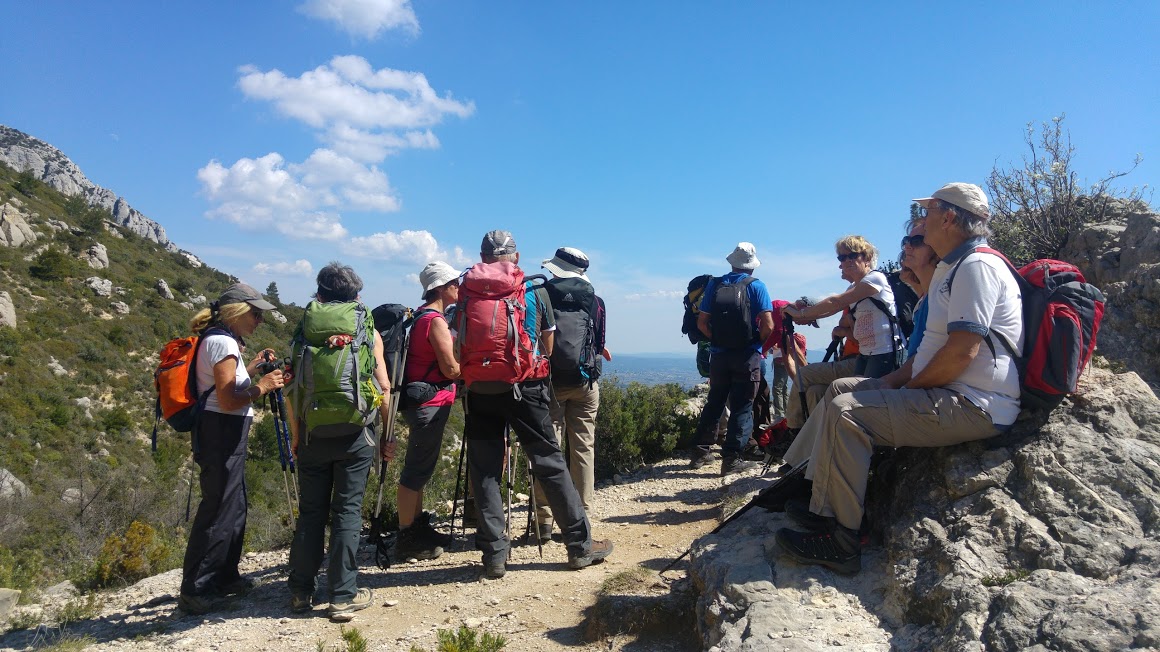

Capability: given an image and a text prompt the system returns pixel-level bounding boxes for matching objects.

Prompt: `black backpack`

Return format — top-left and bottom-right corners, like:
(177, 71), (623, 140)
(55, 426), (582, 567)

(886, 270), (917, 339)
(709, 276), (757, 349)
(545, 277), (604, 386)
(681, 274), (713, 344)
(371, 303), (415, 387)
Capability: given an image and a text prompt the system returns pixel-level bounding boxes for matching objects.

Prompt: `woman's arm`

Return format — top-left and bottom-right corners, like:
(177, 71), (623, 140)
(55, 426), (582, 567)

(213, 355), (283, 413)
(428, 317), (461, 379)
(788, 281), (880, 323)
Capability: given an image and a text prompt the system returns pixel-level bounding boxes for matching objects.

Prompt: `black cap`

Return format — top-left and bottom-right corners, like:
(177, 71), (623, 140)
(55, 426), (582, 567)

(481, 230), (517, 256)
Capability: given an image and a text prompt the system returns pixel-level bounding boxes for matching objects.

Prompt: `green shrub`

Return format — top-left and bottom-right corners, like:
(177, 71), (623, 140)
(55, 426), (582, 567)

(29, 247), (78, 281)
(0, 545), (47, 593)
(594, 379), (696, 477)
(93, 521), (172, 588)
(409, 625), (507, 652)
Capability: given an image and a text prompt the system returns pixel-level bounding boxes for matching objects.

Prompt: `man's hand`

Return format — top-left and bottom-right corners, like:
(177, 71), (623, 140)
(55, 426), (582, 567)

(601, 347), (612, 361)
(380, 436), (397, 462)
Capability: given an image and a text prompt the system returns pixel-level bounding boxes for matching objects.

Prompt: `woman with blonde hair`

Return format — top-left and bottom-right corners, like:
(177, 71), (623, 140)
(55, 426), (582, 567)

(179, 283), (284, 615)
(783, 235), (903, 427)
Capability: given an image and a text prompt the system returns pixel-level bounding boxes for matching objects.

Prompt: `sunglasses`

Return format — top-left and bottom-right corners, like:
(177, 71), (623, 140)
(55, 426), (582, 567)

(253, 309), (265, 321)
(916, 206), (928, 218)
(836, 253), (863, 263)
(901, 234), (925, 248)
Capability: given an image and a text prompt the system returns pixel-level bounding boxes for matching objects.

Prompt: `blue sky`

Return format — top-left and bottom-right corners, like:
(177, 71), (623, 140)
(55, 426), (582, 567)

(3, 1), (1157, 353)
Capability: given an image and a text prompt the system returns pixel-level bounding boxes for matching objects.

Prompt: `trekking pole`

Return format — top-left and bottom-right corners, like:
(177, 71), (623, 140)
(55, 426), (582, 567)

(450, 388), (470, 539)
(272, 387), (300, 504)
(504, 426), (514, 539)
(372, 322), (411, 533)
(269, 390), (297, 529)
(526, 448), (543, 558)
(659, 460), (808, 575)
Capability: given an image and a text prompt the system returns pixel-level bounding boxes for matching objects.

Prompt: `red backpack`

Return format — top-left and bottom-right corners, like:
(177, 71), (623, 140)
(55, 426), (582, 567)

(949, 247), (1105, 410)
(454, 262), (549, 387)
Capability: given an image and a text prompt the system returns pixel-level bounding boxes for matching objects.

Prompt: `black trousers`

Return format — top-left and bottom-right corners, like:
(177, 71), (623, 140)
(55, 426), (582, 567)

(181, 411), (250, 596)
(465, 381), (591, 561)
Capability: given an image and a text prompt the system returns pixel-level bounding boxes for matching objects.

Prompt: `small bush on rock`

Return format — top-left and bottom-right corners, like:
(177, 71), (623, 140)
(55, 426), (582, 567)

(92, 521), (171, 588)
(595, 379), (697, 478)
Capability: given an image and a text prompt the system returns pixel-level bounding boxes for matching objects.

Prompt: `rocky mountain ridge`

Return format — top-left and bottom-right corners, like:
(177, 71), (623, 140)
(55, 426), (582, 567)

(0, 125), (172, 251)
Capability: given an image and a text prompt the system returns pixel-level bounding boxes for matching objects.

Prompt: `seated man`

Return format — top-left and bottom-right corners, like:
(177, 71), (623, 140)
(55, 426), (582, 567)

(775, 182), (1024, 574)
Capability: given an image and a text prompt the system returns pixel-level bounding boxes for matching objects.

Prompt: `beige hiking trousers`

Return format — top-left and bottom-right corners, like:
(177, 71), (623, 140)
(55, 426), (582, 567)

(785, 357), (860, 429)
(807, 378), (998, 530)
(535, 381), (599, 527)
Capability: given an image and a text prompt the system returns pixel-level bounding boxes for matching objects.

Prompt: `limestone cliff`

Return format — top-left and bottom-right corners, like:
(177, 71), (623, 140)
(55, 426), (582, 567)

(0, 125), (172, 251)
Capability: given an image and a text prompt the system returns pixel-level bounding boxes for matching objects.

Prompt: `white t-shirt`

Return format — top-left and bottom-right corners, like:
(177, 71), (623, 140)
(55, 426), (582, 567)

(195, 332), (254, 416)
(914, 250), (1024, 426)
(850, 270), (898, 356)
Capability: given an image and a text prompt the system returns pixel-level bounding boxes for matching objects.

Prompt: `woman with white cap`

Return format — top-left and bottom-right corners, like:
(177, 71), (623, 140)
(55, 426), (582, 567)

(394, 261), (462, 560)
(179, 283), (284, 614)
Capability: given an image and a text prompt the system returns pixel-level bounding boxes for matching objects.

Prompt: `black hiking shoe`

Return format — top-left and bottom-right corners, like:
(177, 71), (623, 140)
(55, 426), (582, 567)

(568, 539), (614, 570)
(775, 525), (862, 574)
(290, 592), (313, 614)
(177, 592), (215, 615)
(415, 511), (453, 548)
(483, 553), (507, 579)
(689, 448), (716, 469)
(720, 457), (758, 477)
(753, 475), (812, 512)
(537, 523), (554, 544)
(785, 499), (835, 532)
(394, 526), (444, 561)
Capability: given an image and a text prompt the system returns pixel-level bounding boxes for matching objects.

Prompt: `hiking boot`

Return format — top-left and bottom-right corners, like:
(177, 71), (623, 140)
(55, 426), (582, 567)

(720, 457), (758, 477)
(740, 442), (765, 462)
(537, 523), (554, 544)
(177, 592), (215, 615)
(483, 553), (507, 579)
(753, 475), (812, 512)
(775, 526), (862, 574)
(290, 592), (313, 614)
(394, 526), (443, 561)
(416, 511), (454, 547)
(328, 588), (373, 622)
(219, 576), (256, 596)
(568, 539), (614, 570)
(689, 449), (715, 469)
(785, 499), (834, 532)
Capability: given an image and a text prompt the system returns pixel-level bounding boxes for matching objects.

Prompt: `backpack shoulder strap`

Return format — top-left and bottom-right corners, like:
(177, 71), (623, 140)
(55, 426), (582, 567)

(945, 246), (1020, 361)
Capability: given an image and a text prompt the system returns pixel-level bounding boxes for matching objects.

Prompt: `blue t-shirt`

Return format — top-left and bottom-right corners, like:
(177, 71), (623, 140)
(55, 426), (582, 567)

(699, 272), (773, 352)
(906, 295), (928, 359)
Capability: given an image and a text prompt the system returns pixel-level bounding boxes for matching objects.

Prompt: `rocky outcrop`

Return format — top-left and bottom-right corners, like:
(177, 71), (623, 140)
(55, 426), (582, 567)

(0, 201), (37, 247)
(0, 291), (14, 328)
(0, 468), (29, 499)
(1060, 200), (1160, 388)
(0, 588), (19, 623)
(82, 242), (109, 269)
(85, 277), (113, 298)
(691, 367), (1160, 651)
(110, 301), (130, 315)
(0, 125), (173, 250)
(155, 279), (174, 300)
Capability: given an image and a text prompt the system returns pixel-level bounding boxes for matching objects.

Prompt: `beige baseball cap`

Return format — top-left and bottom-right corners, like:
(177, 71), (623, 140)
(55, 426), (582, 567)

(912, 182), (990, 219)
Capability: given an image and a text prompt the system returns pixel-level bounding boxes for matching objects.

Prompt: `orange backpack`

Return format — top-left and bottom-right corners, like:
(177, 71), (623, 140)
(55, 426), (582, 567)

(151, 328), (222, 451)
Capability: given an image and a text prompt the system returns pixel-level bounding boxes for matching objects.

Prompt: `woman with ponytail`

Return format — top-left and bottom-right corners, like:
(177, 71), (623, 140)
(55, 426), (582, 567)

(179, 283), (284, 615)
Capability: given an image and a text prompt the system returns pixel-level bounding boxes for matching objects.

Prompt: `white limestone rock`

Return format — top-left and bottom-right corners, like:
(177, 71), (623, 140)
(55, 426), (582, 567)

(82, 242), (109, 269)
(85, 277), (113, 297)
(0, 202), (37, 247)
(0, 291), (14, 328)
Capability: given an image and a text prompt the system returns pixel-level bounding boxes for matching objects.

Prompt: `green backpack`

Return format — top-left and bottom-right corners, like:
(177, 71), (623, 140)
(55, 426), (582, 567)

(288, 301), (382, 441)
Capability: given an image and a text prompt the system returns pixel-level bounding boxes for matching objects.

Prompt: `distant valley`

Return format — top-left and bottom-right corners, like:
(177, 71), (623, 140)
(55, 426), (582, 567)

(603, 350), (829, 389)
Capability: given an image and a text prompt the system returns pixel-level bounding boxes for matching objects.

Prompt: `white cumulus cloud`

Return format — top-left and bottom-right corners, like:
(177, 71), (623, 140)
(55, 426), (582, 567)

(343, 229), (471, 267)
(237, 56), (474, 158)
(298, 0), (419, 40)
(253, 259), (315, 277)
(197, 148), (403, 240)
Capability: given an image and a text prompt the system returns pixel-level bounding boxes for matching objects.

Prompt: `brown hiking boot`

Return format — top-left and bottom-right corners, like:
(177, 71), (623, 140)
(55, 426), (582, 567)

(568, 539), (614, 570)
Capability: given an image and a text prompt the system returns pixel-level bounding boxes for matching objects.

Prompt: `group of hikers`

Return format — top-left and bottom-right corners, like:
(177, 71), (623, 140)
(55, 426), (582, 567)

(691, 181), (1027, 574)
(172, 179), (1112, 618)
(174, 231), (613, 620)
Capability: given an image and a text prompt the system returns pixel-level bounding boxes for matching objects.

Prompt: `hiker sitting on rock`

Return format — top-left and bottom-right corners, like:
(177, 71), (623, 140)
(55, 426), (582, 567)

(779, 212), (941, 480)
(394, 261), (462, 561)
(783, 235), (904, 429)
(775, 182), (1024, 574)
(688, 242), (775, 476)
